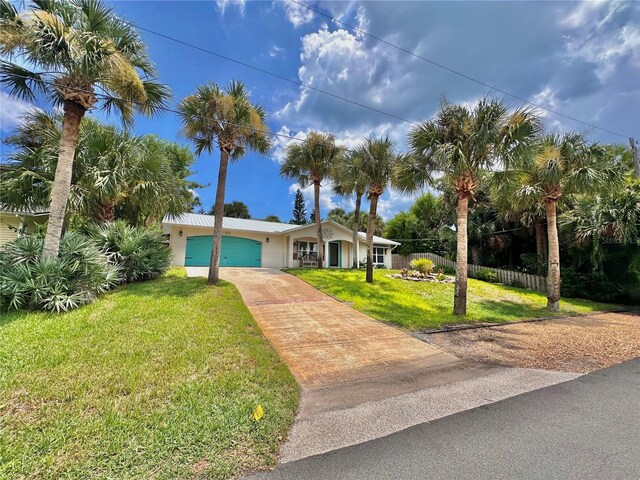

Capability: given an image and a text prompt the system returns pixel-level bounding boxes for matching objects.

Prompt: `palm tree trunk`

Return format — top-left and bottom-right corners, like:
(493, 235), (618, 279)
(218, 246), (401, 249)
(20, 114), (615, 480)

(208, 148), (230, 284)
(535, 219), (544, 274)
(352, 192), (362, 268)
(453, 195), (469, 315)
(42, 101), (86, 258)
(545, 200), (561, 311)
(366, 194), (379, 283)
(314, 180), (323, 268)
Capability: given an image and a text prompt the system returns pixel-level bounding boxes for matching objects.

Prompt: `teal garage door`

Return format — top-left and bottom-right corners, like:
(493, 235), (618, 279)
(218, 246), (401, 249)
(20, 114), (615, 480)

(185, 235), (262, 267)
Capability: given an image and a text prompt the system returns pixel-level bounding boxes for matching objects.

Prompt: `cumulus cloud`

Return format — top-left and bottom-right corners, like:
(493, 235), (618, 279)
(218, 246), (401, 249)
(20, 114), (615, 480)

(0, 92), (36, 131)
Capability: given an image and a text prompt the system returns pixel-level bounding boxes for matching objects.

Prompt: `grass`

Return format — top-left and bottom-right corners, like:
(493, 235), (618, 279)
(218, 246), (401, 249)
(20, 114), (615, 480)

(0, 268), (299, 480)
(287, 268), (618, 330)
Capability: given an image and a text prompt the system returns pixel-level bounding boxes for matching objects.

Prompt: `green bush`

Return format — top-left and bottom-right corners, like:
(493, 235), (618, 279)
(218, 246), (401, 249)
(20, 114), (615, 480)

(410, 258), (434, 275)
(0, 233), (120, 312)
(561, 268), (620, 303)
(88, 221), (171, 283)
(475, 268), (498, 283)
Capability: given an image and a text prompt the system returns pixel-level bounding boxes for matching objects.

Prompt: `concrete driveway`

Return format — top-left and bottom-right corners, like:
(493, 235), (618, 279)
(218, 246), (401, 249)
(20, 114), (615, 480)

(188, 267), (579, 463)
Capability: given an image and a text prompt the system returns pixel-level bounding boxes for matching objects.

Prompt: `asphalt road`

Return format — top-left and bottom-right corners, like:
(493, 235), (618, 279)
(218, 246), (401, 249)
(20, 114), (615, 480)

(248, 359), (640, 480)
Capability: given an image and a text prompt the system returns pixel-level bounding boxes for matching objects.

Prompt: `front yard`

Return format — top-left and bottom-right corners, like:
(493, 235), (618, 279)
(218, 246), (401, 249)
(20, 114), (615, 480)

(287, 269), (618, 330)
(0, 269), (299, 479)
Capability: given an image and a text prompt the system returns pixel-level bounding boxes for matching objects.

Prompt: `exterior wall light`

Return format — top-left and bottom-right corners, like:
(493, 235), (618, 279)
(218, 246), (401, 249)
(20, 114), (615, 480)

(179, 229), (183, 237)
(266, 237), (270, 243)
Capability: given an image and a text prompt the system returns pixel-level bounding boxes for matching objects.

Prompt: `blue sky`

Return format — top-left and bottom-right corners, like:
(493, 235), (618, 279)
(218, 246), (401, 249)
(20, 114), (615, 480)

(1, 0), (639, 222)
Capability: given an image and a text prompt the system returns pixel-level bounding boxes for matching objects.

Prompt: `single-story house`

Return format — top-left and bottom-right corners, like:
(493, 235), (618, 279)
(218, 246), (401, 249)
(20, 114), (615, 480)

(162, 213), (400, 269)
(0, 205), (49, 246)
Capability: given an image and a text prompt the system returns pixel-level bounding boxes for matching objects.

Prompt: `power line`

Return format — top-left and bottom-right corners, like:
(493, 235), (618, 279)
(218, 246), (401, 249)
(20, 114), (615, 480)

(4, 73), (361, 155)
(130, 22), (418, 127)
(288, 0), (630, 139)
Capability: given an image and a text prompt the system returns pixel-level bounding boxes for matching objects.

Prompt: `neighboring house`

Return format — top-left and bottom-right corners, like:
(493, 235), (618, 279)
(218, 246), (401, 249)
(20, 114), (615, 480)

(162, 213), (399, 269)
(0, 205), (49, 246)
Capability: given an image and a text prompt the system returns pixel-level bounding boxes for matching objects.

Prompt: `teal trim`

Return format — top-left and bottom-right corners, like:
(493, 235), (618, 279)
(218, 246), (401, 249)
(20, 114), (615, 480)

(184, 235), (262, 267)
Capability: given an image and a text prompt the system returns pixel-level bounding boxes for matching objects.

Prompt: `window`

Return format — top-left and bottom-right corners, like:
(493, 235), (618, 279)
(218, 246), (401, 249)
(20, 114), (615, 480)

(373, 247), (385, 265)
(294, 241), (318, 260)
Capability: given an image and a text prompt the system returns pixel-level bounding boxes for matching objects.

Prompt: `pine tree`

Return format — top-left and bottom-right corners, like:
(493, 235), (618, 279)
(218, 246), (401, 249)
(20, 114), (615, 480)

(291, 189), (308, 225)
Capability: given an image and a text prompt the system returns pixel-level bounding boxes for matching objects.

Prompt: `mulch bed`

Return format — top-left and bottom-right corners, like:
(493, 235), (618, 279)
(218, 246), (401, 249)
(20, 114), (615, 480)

(423, 312), (640, 373)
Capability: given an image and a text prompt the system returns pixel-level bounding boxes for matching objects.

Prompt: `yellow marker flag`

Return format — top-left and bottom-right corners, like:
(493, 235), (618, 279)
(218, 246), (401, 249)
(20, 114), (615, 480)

(253, 404), (264, 422)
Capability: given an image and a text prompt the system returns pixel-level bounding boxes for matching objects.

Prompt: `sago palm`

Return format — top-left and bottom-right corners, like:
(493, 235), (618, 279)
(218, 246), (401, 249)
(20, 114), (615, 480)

(178, 80), (270, 284)
(354, 137), (398, 283)
(332, 151), (368, 268)
(0, 0), (170, 257)
(397, 98), (541, 315)
(280, 131), (342, 268)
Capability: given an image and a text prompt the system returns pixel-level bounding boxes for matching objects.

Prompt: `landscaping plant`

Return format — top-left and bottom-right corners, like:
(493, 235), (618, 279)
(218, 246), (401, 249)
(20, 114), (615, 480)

(0, 233), (120, 312)
(88, 221), (171, 283)
(410, 258), (435, 276)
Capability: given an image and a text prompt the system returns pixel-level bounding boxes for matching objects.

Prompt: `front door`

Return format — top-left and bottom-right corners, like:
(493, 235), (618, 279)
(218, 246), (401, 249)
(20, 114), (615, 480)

(329, 241), (340, 267)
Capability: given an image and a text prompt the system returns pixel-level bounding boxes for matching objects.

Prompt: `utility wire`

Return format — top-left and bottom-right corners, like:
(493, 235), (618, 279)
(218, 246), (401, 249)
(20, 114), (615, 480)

(288, 0), (630, 139)
(4, 73), (361, 155)
(130, 22), (418, 127)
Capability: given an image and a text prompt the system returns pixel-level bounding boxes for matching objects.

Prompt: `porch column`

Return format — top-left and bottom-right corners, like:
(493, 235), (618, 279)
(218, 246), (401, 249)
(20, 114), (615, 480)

(288, 236), (294, 268)
(355, 239), (360, 268)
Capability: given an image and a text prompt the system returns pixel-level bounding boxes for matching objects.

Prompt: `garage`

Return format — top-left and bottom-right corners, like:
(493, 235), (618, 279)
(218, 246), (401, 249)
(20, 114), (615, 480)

(184, 235), (262, 267)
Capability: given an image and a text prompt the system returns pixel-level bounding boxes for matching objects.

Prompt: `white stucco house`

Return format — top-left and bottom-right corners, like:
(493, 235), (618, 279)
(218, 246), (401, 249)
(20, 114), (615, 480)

(162, 213), (399, 269)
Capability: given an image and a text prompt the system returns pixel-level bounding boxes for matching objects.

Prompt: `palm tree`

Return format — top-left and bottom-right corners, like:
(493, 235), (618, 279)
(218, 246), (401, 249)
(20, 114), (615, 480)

(397, 98), (541, 315)
(355, 137), (398, 283)
(1, 111), (197, 227)
(178, 80), (271, 284)
(490, 174), (549, 274)
(560, 185), (640, 272)
(332, 151), (368, 267)
(527, 134), (624, 309)
(0, 0), (169, 257)
(280, 132), (342, 268)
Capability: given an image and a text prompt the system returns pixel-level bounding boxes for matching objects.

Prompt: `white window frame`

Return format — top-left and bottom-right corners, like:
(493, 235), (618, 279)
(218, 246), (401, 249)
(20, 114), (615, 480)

(372, 246), (385, 265)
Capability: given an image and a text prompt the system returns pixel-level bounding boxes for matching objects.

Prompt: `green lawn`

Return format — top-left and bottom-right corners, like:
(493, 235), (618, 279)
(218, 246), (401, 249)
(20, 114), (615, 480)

(0, 269), (299, 480)
(287, 268), (617, 330)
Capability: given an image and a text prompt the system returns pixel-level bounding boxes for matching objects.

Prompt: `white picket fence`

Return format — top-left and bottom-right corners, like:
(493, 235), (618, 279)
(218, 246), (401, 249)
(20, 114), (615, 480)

(392, 252), (547, 293)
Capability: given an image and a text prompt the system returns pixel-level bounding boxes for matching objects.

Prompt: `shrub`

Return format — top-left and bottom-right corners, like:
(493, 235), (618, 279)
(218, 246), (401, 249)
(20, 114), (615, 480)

(88, 221), (171, 283)
(410, 258), (434, 275)
(0, 233), (120, 312)
(475, 268), (498, 283)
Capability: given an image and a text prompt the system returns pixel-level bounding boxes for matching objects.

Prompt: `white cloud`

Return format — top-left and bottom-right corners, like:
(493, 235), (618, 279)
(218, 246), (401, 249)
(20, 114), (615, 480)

(216, 0), (245, 15)
(0, 92), (36, 131)
(278, 1), (314, 27)
(269, 44), (284, 58)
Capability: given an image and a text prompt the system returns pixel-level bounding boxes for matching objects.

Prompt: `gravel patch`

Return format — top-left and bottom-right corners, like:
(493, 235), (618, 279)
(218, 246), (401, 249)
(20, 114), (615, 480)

(422, 312), (640, 373)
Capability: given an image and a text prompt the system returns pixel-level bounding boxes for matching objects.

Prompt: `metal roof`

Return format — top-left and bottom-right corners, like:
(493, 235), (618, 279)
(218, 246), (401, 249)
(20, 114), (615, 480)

(162, 213), (400, 246)
(163, 213), (295, 233)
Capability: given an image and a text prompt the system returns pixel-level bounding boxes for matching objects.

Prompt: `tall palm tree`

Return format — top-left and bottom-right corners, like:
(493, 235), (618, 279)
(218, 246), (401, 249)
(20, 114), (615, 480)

(0, 0), (169, 257)
(355, 137), (398, 283)
(178, 80), (271, 284)
(517, 133), (624, 310)
(397, 99), (541, 315)
(332, 151), (368, 268)
(280, 132), (342, 268)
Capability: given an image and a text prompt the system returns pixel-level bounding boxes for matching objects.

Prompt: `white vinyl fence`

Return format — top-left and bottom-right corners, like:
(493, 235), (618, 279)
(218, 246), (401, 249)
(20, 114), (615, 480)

(392, 252), (547, 293)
